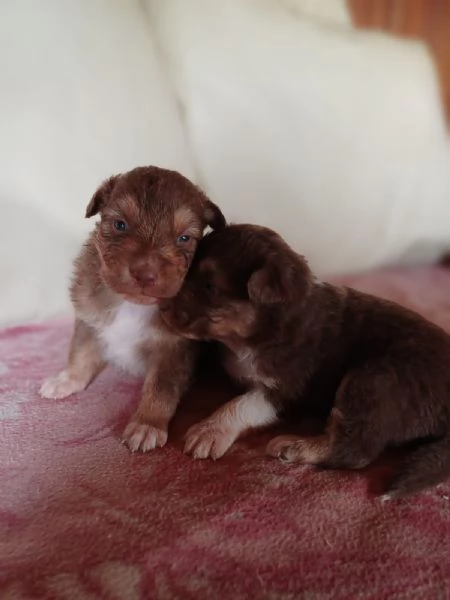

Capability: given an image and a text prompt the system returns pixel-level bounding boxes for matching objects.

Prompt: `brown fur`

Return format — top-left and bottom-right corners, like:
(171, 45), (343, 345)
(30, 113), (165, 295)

(40, 166), (225, 452)
(161, 224), (450, 497)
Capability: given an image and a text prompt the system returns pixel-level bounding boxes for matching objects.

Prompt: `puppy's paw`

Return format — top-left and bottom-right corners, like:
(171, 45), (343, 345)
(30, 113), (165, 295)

(266, 435), (324, 464)
(184, 421), (236, 460)
(266, 435), (303, 460)
(39, 371), (87, 399)
(122, 418), (168, 453)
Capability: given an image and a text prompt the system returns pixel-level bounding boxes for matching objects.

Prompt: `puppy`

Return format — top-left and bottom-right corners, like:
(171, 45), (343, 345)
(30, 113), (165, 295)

(40, 166), (225, 452)
(160, 224), (450, 497)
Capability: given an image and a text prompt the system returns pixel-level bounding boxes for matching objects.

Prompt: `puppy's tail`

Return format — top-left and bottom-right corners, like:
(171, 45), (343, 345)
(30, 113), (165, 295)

(384, 434), (450, 499)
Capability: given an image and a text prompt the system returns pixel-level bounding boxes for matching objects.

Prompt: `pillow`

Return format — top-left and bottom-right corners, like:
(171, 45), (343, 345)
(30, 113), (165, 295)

(145, 0), (450, 276)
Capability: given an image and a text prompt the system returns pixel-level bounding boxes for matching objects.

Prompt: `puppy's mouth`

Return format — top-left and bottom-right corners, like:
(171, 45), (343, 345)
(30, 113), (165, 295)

(121, 293), (161, 306)
(99, 260), (185, 303)
(112, 281), (184, 305)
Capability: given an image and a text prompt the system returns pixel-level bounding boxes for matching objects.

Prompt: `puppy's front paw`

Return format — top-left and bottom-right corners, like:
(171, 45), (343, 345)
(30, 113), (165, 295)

(122, 418), (168, 453)
(266, 435), (322, 464)
(39, 371), (87, 399)
(184, 421), (236, 460)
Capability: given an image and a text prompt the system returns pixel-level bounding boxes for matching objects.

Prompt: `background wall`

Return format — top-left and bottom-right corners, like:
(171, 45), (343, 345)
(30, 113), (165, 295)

(348, 0), (450, 122)
(1, 0), (450, 325)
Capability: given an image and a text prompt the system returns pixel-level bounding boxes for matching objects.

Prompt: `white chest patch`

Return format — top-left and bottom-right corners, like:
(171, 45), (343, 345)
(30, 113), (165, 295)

(223, 347), (277, 389)
(98, 302), (160, 376)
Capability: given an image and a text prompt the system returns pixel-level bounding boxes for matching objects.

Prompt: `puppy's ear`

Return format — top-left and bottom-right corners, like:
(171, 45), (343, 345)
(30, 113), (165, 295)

(202, 197), (226, 231)
(85, 175), (119, 218)
(247, 255), (311, 305)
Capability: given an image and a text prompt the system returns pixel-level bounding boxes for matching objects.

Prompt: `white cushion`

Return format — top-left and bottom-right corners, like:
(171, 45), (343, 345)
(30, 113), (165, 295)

(0, 0), (193, 325)
(145, 0), (450, 275)
(2, 0), (450, 326)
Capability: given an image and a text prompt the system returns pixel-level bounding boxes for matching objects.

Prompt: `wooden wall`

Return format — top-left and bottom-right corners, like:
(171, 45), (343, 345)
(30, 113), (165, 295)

(347, 0), (450, 123)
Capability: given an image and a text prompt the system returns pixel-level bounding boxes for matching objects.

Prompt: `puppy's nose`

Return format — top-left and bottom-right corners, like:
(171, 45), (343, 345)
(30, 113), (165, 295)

(130, 267), (157, 287)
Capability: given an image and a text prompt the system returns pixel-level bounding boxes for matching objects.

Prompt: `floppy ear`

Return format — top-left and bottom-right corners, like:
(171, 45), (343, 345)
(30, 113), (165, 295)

(247, 255), (311, 305)
(85, 175), (119, 218)
(201, 196), (226, 231)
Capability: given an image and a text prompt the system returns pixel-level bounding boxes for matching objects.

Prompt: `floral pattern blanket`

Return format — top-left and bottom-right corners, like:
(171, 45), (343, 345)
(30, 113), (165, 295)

(1, 266), (450, 599)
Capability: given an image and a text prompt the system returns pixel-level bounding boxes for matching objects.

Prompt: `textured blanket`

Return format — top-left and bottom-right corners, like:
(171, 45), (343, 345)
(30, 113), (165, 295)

(1, 266), (450, 599)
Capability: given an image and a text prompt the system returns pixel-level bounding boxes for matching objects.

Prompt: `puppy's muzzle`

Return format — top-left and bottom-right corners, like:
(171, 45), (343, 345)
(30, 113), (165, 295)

(130, 265), (157, 287)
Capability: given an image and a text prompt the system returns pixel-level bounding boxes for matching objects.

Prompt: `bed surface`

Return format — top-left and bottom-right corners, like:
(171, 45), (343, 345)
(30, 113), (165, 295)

(1, 265), (450, 599)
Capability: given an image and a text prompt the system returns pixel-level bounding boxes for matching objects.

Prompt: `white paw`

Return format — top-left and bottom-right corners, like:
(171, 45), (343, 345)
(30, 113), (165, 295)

(39, 371), (87, 399)
(184, 421), (236, 460)
(121, 419), (168, 453)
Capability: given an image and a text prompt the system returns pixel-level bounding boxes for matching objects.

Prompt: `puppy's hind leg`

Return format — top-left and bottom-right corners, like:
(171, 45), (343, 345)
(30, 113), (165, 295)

(267, 409), (341, 465)
(268, 373), (388, 469)
(39, 319), (105, 399)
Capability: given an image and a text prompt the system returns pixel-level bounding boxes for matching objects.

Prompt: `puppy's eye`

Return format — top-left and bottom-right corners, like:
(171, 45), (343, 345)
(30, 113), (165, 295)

(114, 220), (128, 232)
(177, 234), (191, 243)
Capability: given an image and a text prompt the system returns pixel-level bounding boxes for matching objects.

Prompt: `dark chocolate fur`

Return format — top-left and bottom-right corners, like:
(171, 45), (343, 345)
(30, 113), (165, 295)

(161, 224), (450, 497)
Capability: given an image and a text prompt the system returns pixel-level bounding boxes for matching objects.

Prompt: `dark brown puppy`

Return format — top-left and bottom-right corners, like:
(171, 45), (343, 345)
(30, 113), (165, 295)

(160, 224), (450, 498)
(40, 166), (225, 452)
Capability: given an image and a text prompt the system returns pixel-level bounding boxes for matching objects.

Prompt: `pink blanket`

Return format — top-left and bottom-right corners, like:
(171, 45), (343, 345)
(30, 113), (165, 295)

(1, 266), (450, 599)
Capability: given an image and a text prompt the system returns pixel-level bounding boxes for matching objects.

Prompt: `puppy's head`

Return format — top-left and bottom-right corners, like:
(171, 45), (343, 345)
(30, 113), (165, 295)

(85, 166), (225, 304)
(160, 224), (313, 343)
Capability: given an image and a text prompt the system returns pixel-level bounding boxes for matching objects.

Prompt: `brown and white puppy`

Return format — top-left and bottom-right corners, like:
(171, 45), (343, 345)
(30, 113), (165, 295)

(160, 224), (450, 498)
(40, 166), (225, 452)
